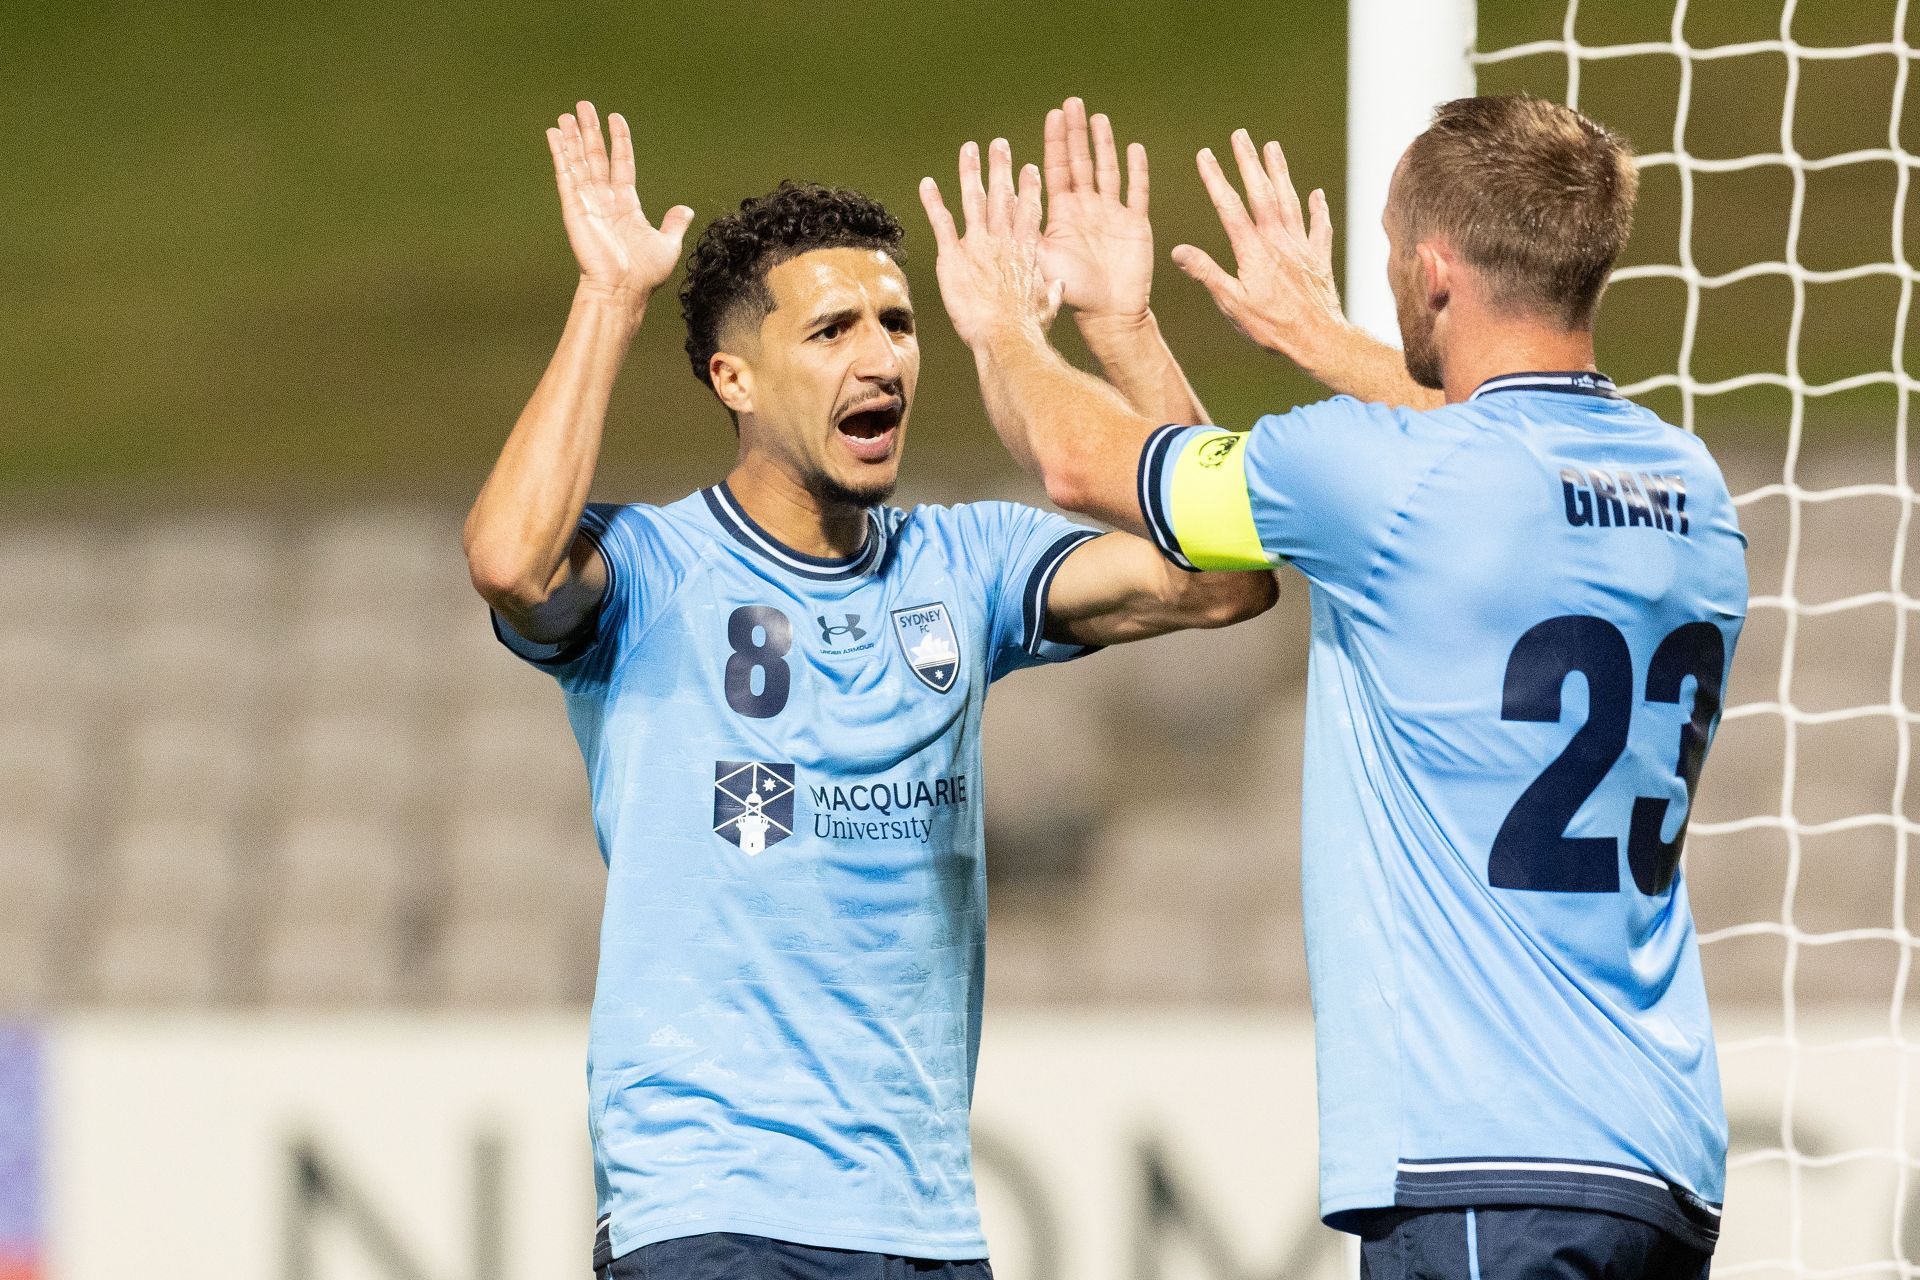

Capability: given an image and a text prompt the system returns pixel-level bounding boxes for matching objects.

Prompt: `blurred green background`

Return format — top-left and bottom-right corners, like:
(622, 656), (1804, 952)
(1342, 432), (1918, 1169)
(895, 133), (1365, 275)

(5, 0), (1914, 506)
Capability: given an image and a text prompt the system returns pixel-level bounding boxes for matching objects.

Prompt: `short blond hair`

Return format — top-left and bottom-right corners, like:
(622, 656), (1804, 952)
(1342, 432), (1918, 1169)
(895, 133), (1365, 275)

(1396, 95), (1638, 329)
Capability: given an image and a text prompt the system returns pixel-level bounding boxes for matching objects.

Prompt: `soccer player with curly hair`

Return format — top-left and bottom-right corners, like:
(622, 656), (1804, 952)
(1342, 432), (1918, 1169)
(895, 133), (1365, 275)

(463, 102), (1276, 1280)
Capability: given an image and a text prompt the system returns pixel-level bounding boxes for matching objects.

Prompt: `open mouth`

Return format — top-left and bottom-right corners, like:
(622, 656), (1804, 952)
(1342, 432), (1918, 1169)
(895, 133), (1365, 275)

(835, 400), (904, 462)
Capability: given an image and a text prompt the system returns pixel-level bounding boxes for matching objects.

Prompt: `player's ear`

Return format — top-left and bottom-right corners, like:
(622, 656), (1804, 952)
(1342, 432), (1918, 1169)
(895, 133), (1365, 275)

(1416, 241), (1451, 313)
(710, 351), (755, 416)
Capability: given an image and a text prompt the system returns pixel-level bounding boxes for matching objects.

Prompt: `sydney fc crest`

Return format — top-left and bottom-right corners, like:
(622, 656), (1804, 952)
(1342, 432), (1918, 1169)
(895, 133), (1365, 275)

(713, 760), (795, 856)
(891, 602), (961, 693)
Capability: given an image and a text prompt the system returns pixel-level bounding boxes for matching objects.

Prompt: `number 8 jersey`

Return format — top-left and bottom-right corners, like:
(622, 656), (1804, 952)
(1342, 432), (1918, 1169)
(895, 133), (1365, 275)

(1140, 373), (1748, 1253)
(492, 484), (1097, 1264)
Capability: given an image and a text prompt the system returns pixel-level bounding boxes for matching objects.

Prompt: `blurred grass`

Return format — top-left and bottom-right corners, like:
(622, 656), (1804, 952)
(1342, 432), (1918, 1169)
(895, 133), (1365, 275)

(3, 0), (1913, 503)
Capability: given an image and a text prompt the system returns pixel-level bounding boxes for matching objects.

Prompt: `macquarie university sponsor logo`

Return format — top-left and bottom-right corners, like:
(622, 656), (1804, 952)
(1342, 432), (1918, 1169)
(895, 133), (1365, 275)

(809, 773), (970, 843)
(713, 761), (795, 856)
(890, 602), (961, 693)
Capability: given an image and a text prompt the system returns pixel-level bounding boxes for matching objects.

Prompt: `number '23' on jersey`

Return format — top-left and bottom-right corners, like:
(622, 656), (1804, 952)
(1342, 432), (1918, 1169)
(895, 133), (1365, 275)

(1142, 373), (1747, 1251)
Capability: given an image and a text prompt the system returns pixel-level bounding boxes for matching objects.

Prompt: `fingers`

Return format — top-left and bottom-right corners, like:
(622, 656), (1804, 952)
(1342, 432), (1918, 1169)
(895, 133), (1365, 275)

(986, 137), (1016, 235)
(1014, 162), (1043, 241)
(959, 140), (985, 232)
(1262, 140), (1306, 239)
(551, 116), (592, 218)
(608, 111), (641, 218)
(1308, 188), (1335, 276)
(1231, 129), (1285, 233)
(1195, 147), (1259, 262)
(1126, 141), (1149, 214)
(1091, 111), (1121, 200)
(608, 113), (636, 188)
(546, 126), (573, 193)
(919, 177), (960, 250)
(557, 111), (584, 179)
(1171, 243), (1240, 306)
(577, 101), (611, 187)
(1041, 276), (1065, 328)
(1043, 107), (1073, 203)
(658, 204), (695, 246)
(1064, 96), (1096, 193)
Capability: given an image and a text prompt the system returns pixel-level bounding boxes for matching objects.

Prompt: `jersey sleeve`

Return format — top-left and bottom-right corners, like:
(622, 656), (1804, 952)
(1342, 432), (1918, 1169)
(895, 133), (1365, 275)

(1137, 397), (1437, 594)
(947, 501), (1103, 681)
(490, 502), (678, 681)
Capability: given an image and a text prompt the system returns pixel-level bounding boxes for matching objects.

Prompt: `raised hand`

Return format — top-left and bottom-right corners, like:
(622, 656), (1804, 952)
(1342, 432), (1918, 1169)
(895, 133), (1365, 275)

(918, 137), (1062, 351)
(1038, 98), (1153, 324)
(1171, 130), (1345, 364)
(546, 101), (693, 312)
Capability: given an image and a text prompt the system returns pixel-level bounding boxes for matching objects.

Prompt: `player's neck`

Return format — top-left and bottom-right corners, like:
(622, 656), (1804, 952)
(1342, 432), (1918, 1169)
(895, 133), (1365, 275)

(723, 456), (872, 559)
(1439, 318), (1599, 405)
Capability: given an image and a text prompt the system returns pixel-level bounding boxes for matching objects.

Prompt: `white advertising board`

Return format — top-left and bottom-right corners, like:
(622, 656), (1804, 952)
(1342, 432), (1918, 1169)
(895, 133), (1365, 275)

(7, 1010), (1911, 1279)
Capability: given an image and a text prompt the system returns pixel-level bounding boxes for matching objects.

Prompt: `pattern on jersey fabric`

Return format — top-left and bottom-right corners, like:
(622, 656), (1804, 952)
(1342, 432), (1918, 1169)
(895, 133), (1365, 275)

(495, 488), (1097, 1262)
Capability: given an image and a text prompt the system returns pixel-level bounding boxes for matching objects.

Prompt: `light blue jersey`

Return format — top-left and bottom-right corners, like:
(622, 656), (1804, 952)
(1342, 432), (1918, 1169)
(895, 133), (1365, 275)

(1140, 373), (1747, 1251)
(494, 483), (1097, 1261)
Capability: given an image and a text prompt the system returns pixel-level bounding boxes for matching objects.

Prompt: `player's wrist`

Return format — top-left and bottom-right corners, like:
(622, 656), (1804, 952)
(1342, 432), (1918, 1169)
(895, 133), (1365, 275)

(1270, 311), (1353, 379)
(1073, 306), (1157, 349)
(968, 311), (1051, 357)
(572, 278), (652, 331)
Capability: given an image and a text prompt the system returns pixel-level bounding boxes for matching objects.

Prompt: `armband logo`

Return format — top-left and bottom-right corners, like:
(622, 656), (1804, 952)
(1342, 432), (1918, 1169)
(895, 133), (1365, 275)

(1195, 434), (1242, 468)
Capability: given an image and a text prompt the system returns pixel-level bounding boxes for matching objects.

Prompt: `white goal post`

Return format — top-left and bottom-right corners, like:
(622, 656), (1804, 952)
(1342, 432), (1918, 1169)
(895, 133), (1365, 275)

(1345, 2), (1919, 1274)
(1344, 0), (1475, 343)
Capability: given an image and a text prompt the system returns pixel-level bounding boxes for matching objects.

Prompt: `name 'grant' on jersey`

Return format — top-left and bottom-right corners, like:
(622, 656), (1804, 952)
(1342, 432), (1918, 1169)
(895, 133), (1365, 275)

(492, 483), (1095, 1263)
(1139, 372), (1748, 1254)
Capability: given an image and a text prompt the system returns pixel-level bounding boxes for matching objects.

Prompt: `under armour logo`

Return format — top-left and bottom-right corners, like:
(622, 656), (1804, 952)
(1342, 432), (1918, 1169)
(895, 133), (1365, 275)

(818, 614), (867, 644)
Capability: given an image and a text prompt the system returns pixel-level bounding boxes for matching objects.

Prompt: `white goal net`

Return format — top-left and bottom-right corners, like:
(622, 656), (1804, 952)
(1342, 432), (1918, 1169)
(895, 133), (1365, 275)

(1466, 2), (1917, 1274)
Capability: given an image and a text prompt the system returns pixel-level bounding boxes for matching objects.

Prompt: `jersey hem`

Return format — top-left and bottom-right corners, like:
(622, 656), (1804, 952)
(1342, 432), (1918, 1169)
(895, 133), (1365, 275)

(1320, 1157), (1720, 1254)
(608, 1211), (990, 1263)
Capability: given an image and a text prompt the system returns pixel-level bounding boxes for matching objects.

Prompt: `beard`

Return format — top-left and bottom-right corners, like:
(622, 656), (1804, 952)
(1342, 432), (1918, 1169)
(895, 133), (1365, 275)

(803, 467), (896, 510)
(1388, 249), (1445, 391)
(1398, 303), (1445, 390)
(1403, 329), (1444, 390)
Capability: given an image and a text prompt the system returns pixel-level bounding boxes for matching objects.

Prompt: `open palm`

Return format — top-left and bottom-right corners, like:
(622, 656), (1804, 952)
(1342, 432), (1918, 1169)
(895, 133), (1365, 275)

(1037, 98), (1153, 321)
(547, 101), (692, 307)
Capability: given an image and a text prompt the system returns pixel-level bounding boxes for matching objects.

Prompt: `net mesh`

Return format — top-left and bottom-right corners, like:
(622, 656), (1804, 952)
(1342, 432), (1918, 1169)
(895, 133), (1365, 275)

(1472, 2), (1917, 1272)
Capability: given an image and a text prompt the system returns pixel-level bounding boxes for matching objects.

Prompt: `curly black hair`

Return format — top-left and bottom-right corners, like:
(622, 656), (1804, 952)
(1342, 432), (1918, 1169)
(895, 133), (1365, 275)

(679, 180), (906, 389)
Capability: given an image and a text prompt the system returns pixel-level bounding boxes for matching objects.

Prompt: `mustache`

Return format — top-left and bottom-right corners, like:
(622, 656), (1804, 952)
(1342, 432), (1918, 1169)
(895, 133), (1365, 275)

(835, 383), (906, 419)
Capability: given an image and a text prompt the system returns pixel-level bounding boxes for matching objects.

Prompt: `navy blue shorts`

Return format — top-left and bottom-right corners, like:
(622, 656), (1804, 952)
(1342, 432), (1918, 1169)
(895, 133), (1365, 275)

(1358, 1207), (1711, 1280)
(597, 1232), (993, 1280)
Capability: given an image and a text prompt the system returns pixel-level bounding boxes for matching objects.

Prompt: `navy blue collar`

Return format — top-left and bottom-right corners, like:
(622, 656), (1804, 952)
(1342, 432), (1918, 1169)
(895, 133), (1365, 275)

(701, 482), (882, 581)
(1469, 371), (1618, 401)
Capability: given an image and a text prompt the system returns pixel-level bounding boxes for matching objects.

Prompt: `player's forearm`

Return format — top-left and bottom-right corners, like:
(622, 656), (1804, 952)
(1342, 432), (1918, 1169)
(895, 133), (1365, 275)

(1041, 531), (1277, 647)
(1074, 310), (1210, 425)
(971, 322), (1158, 536)
(1057, 564), (1278, 644)
(465, 285), (640, 608)
(1293, 321), (1444, 410)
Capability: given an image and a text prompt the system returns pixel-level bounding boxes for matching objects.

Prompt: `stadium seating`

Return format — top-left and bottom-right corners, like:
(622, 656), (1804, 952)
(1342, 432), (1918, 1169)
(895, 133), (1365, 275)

(0, 489), (1840, 1010)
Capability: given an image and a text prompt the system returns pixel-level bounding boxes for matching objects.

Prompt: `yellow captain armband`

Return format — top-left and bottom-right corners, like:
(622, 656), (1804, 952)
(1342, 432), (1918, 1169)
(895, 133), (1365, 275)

(1166, 429), (1276, 570)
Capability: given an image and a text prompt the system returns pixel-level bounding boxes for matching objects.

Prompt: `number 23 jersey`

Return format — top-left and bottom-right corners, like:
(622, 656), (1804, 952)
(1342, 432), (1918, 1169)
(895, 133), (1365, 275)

(493, 483), (1097, 1262)
(1141, 373), (1748, 1251)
